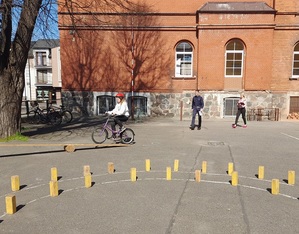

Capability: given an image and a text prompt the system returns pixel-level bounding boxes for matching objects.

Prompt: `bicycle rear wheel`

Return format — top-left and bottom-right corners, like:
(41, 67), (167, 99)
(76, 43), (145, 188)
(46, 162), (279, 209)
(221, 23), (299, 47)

(92, 127), (108, 144)
(120, 128), (135, 144)
(61, 110), (73, 123)
(48, 111), (62, 125)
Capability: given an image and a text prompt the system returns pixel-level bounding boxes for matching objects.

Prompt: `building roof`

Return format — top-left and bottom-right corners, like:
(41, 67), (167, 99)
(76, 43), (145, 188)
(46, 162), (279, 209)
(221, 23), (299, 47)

(28, 39), (60, 58)
(31, 39), (60, 49)
(198, 2), (276, 13)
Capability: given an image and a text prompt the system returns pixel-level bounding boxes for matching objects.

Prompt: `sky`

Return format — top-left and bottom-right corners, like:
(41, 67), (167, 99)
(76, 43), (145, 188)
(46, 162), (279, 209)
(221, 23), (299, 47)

(32, 1), (60, 40)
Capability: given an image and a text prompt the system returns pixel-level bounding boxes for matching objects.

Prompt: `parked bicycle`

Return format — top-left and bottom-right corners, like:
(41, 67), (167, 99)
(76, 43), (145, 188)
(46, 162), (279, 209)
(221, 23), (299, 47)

(92, 114), (135, 144)
(48, 104), (73, 123)
(26, 102), (62, 126)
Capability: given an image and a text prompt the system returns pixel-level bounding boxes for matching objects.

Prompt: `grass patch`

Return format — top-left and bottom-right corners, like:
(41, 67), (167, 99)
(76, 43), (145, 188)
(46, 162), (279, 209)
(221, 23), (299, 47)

(0, 132), (29, 142)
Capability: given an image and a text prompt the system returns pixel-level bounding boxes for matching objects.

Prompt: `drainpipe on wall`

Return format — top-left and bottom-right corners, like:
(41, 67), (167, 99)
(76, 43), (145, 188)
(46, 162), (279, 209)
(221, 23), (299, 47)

(196, 24), (199, 89)
(131, 16), (135, 120)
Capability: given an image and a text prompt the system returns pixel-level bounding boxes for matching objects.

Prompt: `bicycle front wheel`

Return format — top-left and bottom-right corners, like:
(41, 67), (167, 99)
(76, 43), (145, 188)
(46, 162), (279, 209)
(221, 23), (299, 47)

(120, 128), (135, 144)
(92, 127), (108, 144)
(61, 110), (73, 123)
(27, 111), (39, 124)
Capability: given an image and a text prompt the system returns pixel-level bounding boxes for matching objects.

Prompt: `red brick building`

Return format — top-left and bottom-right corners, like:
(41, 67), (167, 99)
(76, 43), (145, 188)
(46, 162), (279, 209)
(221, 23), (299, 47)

(58, 0), (299, 119)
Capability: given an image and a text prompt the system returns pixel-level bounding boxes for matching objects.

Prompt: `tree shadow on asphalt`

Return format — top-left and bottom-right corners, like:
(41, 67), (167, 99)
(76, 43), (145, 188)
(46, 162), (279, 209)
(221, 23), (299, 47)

(21, 116), (104, 137)
(0, 146), (123, 158)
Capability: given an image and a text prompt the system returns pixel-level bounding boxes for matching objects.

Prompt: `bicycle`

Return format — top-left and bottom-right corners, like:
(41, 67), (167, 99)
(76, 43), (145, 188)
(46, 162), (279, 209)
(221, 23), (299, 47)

(48, 104), (73, 123)
(27, 103), (62, 126)
(92, 114), (135, 144)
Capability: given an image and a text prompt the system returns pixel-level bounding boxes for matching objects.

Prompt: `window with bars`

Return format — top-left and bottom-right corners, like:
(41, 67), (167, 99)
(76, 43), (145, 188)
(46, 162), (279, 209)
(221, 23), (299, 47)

(97, 95), (115, 115)
(290, 96), (299, 113)
(225, 40), (244, 77)
(223, 97), (239, 117)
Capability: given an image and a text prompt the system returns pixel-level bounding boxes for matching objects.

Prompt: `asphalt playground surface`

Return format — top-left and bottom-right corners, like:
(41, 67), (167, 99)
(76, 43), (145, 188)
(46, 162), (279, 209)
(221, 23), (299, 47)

(0, 116), (299, 234)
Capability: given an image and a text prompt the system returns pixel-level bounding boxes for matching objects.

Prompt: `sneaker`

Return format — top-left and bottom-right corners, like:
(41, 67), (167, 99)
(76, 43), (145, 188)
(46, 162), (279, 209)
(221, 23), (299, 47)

(243, 125), (247, 128)
(119, 127), (126, 133)
(190, 126), (195, 130)
(197, 127), (201, 130)
(232, 124), (237, 128)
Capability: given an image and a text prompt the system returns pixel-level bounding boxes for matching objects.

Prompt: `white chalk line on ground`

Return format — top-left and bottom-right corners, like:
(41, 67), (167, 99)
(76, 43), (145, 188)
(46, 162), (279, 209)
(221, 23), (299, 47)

(281, 132), (299, 141)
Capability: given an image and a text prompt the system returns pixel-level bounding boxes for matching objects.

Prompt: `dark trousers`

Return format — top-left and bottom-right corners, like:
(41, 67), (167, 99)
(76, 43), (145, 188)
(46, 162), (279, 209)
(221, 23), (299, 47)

(110, 115), (128, 132)
(235, 108), (247, 125)
(191, 109), (202, 128)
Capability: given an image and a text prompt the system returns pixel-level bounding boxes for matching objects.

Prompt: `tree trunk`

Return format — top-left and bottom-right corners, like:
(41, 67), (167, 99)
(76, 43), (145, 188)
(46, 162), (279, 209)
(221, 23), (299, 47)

(0, 67), (24, 138)
(0, 0), (42, 138)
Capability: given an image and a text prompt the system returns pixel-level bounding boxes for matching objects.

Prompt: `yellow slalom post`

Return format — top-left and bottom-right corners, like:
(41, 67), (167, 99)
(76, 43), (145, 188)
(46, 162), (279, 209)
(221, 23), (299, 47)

(228, 162), (234, 175)
(11, 175), (20, 192)
(6, 195), (16, 214)
(174, 160), (179, 172)
(51, 167), (58, 181)
(49, 180), (59, 197)
(231, 171), (238, 186)
(271, 179), (280, 195)
(83, 165), (90, 176)
(131, 168), (137, 182)
(166, 167), (172, 180)
(145, 159), (151, 172)
(108, 162), (114, 174)
(288, 171), (295, 185)
(258, 166), (264, 179)
(85, 173), (92, 188)
(195, 170), (201, 182)
(202, 161), (207, 174)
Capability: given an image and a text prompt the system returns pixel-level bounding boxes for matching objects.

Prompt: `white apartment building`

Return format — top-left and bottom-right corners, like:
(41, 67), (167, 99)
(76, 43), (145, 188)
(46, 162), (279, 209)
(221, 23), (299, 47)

(24, 39), (61, 103)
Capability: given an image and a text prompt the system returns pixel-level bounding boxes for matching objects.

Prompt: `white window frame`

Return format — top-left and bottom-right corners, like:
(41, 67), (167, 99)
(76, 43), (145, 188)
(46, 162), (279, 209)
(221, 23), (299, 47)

(225, 41), (244, 78)
(292, 44), (299, 78)
(175, 42), (193, 78)
(35, 50), (48, 67)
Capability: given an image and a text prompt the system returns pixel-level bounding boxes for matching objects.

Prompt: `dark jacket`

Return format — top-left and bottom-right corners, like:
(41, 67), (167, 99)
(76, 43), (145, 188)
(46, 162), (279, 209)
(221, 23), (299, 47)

(192, 95), (204, 110)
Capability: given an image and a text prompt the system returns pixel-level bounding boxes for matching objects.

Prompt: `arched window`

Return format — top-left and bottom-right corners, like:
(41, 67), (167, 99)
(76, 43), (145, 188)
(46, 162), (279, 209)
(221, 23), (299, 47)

(175, 42), (193, 77)
(292, 43), (299, 77)
(225, 40), (244, 77)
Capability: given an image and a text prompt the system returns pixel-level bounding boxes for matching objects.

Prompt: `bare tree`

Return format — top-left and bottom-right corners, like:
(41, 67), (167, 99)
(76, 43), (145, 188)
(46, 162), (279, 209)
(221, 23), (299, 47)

(0, 0), (42, 138)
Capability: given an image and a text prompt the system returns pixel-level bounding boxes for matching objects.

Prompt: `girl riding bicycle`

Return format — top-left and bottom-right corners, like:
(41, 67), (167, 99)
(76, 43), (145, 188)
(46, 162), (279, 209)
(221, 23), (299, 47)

(106, 93), (130, 136)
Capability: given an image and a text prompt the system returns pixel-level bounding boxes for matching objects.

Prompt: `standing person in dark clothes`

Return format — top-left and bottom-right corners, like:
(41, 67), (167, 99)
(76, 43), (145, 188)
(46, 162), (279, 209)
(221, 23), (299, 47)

(190, 90), (204, 130)
(233, 94), (247, 128)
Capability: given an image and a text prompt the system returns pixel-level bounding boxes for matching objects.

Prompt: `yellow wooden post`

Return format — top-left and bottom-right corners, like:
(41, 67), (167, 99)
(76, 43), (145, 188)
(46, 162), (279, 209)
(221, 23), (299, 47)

(258, 166), (264, 179)
(288, 171), (295, 185)
(49, 180), (59, 197)
(145, 159), (151, 172)
(108, 162), (114, 174)
(271, 179), (280, 195)
(202, 161), (207, 174)
(174, 160), (179, 172)
(6, 195), (16, 214)
(195, 170), (201, 182)
(11, 175), (20, 192)
(231, 171), (238, 186)
(131, 168), (137, 182)
(166, 167), (172, 180)
(85, 173), (92, 188)
(83, 165), (90, 176)
(51, 167), (58, 181)
(228, 162), (234, 175)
